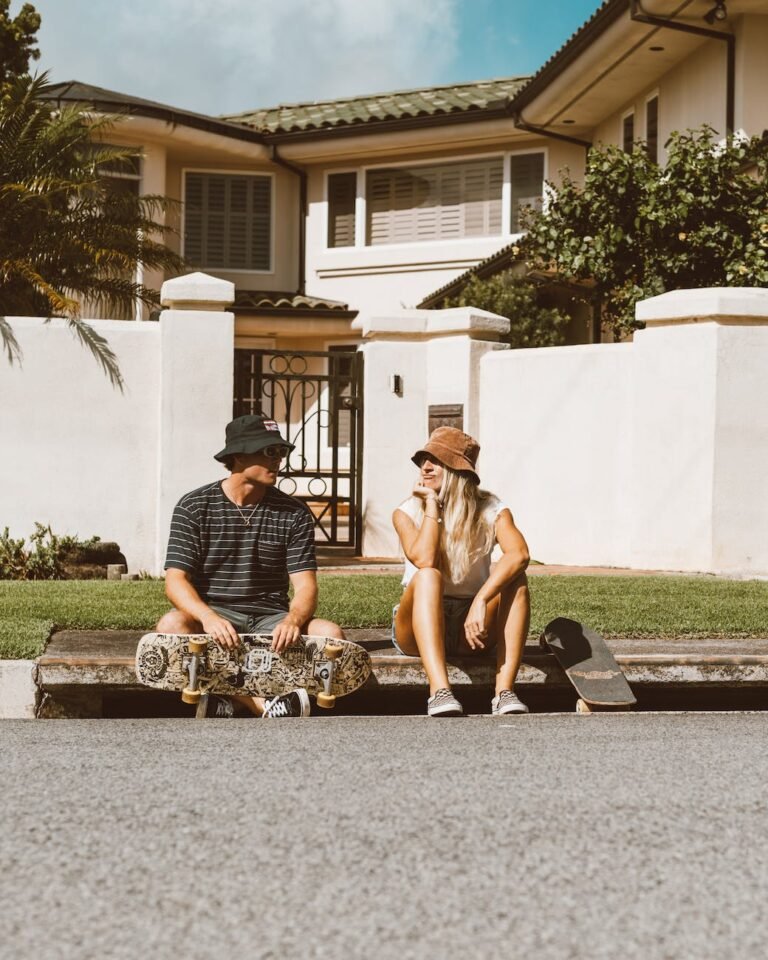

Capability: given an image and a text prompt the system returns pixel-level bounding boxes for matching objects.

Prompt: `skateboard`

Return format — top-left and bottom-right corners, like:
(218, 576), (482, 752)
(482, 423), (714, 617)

(540, 617), (637, 713)
(135, 633), (371, 712)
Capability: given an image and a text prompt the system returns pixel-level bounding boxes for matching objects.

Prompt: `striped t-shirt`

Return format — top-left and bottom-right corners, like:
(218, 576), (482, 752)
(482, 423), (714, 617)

(164, 481), (317, 614)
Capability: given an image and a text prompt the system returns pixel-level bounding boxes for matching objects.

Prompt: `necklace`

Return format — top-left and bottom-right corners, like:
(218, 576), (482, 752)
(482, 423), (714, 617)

(232, 501), (259, 527)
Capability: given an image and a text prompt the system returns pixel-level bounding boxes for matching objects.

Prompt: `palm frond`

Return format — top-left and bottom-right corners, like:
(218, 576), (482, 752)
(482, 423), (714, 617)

(64, 316), (124, 391)
(0, 317), (23, 365)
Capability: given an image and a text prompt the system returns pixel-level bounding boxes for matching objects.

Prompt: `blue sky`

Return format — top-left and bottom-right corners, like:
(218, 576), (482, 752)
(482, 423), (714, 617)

(25, 0), (601, 116)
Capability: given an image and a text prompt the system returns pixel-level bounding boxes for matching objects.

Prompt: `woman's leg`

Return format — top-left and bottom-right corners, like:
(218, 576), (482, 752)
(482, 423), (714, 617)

(491, 572), (530, 695)
(394, 567), (452, 695)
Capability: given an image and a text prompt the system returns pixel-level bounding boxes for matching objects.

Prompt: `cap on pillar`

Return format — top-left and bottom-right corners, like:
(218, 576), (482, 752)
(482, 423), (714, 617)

(160, 272), (235, 312)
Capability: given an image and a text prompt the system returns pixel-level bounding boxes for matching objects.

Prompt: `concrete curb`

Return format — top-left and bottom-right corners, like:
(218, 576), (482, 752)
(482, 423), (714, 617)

(0, 660), (39, 719)
(28, 630), (768, 717)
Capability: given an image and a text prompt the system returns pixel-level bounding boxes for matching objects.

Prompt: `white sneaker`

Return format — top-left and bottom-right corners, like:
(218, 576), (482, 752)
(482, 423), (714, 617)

(492, 690), (529, 715)
(427, 688), (464, 717)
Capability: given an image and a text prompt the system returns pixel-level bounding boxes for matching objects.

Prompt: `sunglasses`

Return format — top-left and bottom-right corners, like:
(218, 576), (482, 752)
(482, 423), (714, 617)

(260, 444), (291, 459)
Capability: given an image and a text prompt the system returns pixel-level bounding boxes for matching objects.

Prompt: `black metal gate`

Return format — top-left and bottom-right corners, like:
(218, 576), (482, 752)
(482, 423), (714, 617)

(234, 347), (364, 553)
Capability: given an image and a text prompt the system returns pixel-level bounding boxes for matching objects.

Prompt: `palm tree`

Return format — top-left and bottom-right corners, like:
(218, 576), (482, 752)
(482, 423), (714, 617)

(0, 74), (185, 387)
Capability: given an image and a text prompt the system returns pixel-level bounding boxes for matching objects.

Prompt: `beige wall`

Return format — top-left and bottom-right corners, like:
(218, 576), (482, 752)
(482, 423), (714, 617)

(735, 14), (768, 135)
(593, 15), (768, 156)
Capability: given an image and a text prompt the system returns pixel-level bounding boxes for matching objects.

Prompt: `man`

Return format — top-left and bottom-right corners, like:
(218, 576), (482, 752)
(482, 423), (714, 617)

(156, 414), (344, 718)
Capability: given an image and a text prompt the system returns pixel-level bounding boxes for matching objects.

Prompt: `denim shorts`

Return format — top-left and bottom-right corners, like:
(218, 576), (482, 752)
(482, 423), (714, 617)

(209, 603), (288, 635)
(391, 595), (474, 657)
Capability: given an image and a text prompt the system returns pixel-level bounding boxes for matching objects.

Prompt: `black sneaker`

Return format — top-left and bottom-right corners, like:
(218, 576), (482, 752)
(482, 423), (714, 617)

(262, 688), (311, 718)
(205, 695), (235, 718)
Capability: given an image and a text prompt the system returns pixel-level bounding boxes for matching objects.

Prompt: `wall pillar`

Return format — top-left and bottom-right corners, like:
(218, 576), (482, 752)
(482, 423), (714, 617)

(155, 272), (235, 571)
(359, 307), (509, 557)
(630, 287), (768, 574)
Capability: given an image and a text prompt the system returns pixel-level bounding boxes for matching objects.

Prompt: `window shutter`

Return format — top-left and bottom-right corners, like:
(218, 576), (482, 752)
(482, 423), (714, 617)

(646, 97), (659, 164)
(510, 153), (544, 232)
(328, 172), (357, 247)
(184, 172), (271, 270)
(623, 113), (635, 153)
(365, 158), (503, 245)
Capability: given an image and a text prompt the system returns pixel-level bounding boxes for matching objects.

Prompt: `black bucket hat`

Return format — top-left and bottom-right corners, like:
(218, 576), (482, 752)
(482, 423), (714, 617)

(214, 414), (294, 462)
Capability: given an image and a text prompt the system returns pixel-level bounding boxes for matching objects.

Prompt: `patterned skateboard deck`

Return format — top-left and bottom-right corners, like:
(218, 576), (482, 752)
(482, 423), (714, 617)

(135, 632), (371, 702)
(540, 617), (636, 711)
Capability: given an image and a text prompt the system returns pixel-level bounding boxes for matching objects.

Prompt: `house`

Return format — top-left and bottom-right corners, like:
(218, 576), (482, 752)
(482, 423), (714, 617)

(37, 0), (768, 556)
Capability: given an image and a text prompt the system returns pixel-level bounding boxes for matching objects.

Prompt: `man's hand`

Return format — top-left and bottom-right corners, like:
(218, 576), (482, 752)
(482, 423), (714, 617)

(200, 611), (241, 651)
(271, 613), (303, 653)
(464, 597), (488, 650)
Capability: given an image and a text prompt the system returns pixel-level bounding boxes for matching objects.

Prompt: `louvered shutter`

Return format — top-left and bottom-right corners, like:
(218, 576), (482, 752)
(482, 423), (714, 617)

(327, 172), (357, 247)
(365, 158), (503, 245)
(184, 172), (271, 270)
(510, 153), (544, 232)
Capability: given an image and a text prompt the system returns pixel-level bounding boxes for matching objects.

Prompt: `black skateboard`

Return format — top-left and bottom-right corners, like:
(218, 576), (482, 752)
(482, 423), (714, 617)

(540, 617), (636, 713)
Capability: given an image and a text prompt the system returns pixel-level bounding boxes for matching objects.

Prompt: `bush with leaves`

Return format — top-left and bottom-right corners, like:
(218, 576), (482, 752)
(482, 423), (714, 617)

(0, 523), (102, 580)
(446, 271), (570, 348)
(521, 127), (768, 340)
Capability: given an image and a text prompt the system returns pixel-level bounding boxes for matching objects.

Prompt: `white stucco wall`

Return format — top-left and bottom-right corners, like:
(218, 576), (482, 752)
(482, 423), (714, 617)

(480, 343), (634, 567)
(0, 280), (235, 574)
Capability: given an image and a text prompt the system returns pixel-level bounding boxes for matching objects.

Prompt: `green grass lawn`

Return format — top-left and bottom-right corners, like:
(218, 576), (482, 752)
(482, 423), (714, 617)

(1, 574), (768, 660)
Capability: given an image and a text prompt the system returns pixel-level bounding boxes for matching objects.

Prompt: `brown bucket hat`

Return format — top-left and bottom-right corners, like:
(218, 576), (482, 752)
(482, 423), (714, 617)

(411, 426), (480, 484)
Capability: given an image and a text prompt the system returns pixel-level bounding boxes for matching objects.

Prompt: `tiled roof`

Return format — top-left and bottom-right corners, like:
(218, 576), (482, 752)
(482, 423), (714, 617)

(43, 81), (267, 144)
(418, 242), (523, 308)
(232, 290), (357, 317)
(418, 243), (598, 308)
(225, 77), (528, 135)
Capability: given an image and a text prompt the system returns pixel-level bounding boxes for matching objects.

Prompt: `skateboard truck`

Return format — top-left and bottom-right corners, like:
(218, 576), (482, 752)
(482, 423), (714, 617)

(315, 642), (344, 709)
(181, 637), (209, 705)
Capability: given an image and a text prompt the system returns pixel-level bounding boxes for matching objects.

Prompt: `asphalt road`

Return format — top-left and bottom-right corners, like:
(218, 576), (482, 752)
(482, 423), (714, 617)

(2, 713), (767, 960)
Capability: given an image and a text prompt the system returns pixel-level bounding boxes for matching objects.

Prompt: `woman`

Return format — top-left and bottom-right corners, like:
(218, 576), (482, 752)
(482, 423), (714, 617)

(392, 426), (531, 717)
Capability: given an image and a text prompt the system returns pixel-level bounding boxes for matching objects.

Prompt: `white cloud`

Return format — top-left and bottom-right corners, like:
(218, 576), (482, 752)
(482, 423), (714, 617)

(33, 0), (460, 115)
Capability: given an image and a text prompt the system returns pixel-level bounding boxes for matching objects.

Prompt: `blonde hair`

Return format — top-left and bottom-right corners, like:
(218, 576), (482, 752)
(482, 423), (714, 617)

(419, 467), (495, 584)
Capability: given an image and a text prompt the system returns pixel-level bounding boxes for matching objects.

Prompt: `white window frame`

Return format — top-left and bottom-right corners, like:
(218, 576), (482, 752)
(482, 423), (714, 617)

(322, 148), (548, 252)
(644, 90), (660, 162)
(621, 108), (636, 153)
(181, 167), (275, 275)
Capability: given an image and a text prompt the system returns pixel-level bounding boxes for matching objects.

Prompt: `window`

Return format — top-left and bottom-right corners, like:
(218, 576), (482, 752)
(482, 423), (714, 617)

(622, 112), (635, 153)
(365, 157), (503, 246)
(184, 172), (271, 271)
(510, 152), (545, 232)
(327, 172), (357, 247)
(646, 97), (659, 163)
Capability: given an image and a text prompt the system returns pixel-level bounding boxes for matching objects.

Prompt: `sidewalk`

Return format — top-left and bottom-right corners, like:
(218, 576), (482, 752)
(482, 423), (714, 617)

(33, 627), (768, 718)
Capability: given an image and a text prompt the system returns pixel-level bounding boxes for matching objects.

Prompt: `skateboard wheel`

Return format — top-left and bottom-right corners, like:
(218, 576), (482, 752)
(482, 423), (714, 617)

(576, 699), (593, 714)
(188, 639), (208, 655)
(316, 692), (336, 709)
(182, 687), (202, 705)
(324, 642), (343, 660)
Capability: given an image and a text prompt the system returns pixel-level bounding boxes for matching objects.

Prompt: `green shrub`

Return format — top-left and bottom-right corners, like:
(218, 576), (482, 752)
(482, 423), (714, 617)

(0, 523), (101, 580)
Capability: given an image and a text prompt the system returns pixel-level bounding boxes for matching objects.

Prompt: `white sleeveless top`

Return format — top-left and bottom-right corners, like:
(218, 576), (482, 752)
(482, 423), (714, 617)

(395, 493), (510, 598)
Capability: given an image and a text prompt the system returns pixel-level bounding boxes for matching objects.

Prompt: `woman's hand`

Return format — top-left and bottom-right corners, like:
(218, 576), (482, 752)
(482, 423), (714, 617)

(412, 482), (439, 503)
(464, 597), (488, 650)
